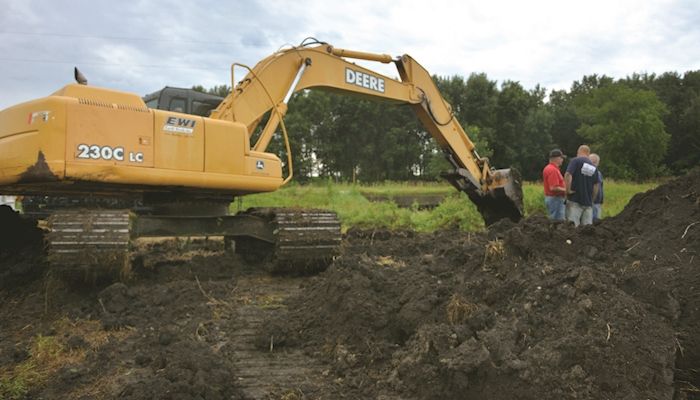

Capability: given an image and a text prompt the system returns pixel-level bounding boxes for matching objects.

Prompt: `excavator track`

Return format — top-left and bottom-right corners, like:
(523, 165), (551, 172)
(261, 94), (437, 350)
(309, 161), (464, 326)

(46, 209), (131, 281)
(226, 274), (328, 398)
(234, 208), (342, 274)
(46, 207), (341, 280)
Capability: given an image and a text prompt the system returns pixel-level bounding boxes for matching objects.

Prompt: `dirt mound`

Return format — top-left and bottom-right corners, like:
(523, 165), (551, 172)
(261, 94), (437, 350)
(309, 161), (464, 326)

(1, 170), (698, 399)
(260, 170), (700, 399)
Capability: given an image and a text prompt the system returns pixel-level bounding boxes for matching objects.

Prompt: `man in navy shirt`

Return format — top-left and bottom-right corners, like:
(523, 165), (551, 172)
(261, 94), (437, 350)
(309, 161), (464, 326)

(564, 145), (600, 226)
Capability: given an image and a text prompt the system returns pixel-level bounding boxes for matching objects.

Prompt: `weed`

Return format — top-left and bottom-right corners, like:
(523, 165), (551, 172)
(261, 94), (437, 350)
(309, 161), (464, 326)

(446, 294), (479, 325)
(0, 318), (132, 399)
(484, 240), (506, 262)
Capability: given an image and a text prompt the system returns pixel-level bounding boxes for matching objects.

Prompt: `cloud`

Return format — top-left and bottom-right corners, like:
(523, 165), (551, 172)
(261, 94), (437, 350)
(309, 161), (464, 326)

(0, 0), (699, 110)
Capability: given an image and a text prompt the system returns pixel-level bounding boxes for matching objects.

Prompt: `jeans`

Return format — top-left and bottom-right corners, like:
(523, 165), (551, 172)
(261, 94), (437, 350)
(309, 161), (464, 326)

(566, 200), (593, 227)
(592, 203), (602, 221)
(544, 196), (565, 221)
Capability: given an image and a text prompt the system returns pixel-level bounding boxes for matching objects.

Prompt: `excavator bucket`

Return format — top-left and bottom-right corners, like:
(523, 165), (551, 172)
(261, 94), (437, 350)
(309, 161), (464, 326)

(469, 168), (524, 226)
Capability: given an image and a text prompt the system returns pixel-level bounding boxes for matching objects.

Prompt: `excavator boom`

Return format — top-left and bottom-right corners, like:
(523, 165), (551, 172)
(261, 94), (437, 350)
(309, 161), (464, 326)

(212, 42), (523, 224)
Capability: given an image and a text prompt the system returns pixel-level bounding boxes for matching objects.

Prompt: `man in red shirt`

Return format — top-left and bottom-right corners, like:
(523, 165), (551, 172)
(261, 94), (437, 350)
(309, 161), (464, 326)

(542, 149), (567, 220)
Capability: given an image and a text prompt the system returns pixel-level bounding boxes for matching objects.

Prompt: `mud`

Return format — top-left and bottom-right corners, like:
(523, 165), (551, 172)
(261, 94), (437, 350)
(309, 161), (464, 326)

(18, 151), (59, 183)
(0, 169), (698, 399)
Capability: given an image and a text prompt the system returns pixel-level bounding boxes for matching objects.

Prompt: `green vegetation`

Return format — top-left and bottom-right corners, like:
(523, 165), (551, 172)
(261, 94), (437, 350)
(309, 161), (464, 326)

(574, 84), (670, 179)
(0, 335), (64, 400)
(235, 180), (657, 232)
(356, 181), (452, 196)
(0, 376), (27, 400)
(0, 318), (113, 400)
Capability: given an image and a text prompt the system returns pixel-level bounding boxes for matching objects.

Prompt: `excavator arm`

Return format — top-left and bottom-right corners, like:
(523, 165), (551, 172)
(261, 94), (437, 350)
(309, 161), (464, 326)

(211, 42), (523, 224)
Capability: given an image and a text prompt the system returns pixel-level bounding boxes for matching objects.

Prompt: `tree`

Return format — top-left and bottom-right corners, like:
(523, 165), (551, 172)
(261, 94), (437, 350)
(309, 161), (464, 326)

(654, 71), (700, 172)
(279, 90), (332, 180)
(432, 74), (497, 179)
(486, 81), (551, 180)
(570, 74), (614, 96)
(191, 84), (231, 97)
(548, 89), (582, 157)
(194, 65), (700, 183)
(574, 83), (669, 179)
(304, 90), (427, 182)
(675, 95), (700, 170)
(434, 75), (468, 122)
(462, 73), (498, 129)
(520, 106), (555, 180)
(619, 71), (700, 173)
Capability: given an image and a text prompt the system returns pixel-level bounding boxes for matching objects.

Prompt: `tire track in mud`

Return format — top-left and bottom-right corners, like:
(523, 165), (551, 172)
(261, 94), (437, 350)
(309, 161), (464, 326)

(226, 273), (327, 399)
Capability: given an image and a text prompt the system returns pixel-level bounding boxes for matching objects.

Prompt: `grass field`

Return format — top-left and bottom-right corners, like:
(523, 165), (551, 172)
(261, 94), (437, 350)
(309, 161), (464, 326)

(235, 180), (657, 232)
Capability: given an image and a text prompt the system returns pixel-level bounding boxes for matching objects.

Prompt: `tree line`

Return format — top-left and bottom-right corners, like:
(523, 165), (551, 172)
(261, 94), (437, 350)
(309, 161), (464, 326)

(195, 70), (700, 182)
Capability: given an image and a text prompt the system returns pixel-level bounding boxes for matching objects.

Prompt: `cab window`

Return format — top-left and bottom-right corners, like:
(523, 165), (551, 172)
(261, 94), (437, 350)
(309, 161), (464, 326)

(169, 98), (186, 113)
(192, 100), (217, 116)
(145, 98), (159, 109)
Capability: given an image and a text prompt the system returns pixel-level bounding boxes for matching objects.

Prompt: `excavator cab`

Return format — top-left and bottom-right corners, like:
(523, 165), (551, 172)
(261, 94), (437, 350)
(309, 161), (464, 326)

(142, 87), (224, 116)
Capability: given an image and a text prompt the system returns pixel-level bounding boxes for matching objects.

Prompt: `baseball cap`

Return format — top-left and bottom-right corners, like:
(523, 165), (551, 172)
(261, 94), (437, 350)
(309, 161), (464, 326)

(549, 149), (566, 158)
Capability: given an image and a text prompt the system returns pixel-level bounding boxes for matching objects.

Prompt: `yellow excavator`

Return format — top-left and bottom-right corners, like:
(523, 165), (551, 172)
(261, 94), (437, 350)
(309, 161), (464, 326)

(0, 39), (522, 279)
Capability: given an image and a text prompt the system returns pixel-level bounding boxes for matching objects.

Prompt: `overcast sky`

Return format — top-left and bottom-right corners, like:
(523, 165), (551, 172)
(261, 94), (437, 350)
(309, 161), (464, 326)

(1, 0), (699, 109)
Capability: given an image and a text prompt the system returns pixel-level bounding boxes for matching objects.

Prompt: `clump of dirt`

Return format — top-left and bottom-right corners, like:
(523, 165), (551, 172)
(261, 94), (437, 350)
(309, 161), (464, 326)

(260, 169), (700, 399)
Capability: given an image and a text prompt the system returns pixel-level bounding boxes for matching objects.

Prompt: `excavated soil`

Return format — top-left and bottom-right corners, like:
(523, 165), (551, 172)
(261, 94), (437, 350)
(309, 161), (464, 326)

(0, 169), (699, 399)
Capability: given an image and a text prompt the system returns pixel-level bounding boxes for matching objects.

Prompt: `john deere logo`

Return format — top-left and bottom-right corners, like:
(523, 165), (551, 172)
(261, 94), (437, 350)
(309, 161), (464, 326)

(345, 68), (385, 93)
(256, 160), (265, 170)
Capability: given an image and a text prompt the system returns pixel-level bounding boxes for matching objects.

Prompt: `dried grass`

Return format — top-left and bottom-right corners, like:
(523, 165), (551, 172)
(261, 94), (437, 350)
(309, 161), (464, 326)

(446, 294), (479, 325)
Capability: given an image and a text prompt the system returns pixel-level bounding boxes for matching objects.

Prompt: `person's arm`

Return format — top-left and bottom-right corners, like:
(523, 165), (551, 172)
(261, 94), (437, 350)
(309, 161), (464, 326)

(564, 172), (573, 194)
(551, 184), (566, 194)
(592, 182), (599, 204)
(592, 170), (602, 203)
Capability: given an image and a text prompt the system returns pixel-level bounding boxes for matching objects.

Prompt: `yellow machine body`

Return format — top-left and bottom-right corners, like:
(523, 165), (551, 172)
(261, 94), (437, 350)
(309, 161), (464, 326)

(0, 84), (282, 197)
